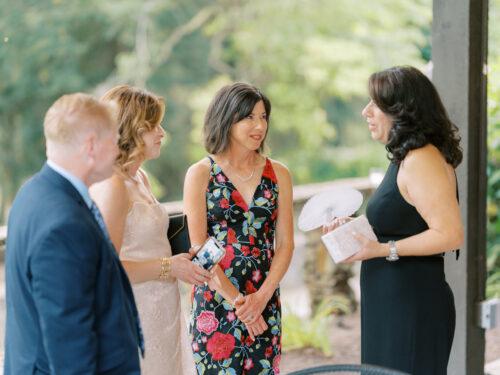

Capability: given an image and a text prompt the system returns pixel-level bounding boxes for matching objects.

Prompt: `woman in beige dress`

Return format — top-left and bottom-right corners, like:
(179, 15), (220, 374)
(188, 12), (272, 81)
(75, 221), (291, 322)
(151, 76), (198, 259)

(91, 85), (211, 374)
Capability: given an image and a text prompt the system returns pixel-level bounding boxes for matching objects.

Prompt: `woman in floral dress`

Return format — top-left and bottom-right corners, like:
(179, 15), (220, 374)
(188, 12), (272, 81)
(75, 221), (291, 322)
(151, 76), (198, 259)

(184, 82), (294, 374)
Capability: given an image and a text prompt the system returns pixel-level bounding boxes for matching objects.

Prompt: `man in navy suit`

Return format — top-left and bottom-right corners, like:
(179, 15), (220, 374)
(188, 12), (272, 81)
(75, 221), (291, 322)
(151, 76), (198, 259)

(4, 93), (143, 374)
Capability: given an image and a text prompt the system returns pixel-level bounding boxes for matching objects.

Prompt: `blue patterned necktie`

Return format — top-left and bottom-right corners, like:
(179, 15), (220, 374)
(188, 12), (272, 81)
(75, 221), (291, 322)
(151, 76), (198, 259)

(89, 201), (111, 242)
(89, 201), (145, 356)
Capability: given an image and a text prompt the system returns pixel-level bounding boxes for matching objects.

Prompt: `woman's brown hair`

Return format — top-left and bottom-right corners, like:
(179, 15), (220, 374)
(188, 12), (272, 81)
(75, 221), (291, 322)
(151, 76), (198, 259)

(101, 85), (165, 173)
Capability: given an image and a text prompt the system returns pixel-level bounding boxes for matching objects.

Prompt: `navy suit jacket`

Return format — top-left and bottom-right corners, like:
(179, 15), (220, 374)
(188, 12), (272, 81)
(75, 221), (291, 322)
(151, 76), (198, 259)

(4, 164), (141, 374)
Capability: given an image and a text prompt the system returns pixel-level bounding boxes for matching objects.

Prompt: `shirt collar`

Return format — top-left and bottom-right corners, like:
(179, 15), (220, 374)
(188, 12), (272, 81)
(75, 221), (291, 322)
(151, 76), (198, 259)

(46, 160), (93, 209)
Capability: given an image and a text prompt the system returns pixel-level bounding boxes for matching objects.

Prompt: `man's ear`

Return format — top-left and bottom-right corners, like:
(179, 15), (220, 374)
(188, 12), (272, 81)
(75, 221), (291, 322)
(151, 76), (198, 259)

(81, 131), (97, 163)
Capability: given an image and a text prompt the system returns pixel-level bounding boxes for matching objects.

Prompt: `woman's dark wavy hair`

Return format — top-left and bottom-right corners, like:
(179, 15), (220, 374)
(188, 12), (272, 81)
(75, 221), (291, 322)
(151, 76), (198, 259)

(368, 66), (462, 167)
(203, 82), (271, 154)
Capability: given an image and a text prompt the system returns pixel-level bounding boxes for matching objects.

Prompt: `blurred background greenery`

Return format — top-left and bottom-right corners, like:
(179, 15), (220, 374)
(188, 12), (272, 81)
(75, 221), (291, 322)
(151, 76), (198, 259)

(0, 0), (498, 296)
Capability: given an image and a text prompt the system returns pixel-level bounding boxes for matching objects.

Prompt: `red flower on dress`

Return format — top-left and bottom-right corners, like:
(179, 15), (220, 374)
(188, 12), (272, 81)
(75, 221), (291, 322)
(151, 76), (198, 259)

(227, 228), (237, 244)
(245, 335), (254, 346)
(220, 198), (230, 209)
(249, 235), (255, 245)
(244, 358), (254, 370)
(252, 247), (260, 258)
(219, 245), (235, 270)
(245, 280), (257, 294)
(265, 345), (273, 358)
(196, 311), (219, 335)
(204, 291), (213, 302)
(206, 332), (235, 361)
(241, 245), (250, 256)
(231, 190), (247, 209)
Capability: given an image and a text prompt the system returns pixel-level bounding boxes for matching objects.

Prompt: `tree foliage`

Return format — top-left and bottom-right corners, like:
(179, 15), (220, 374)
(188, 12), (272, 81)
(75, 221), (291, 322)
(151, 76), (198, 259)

(0, 0), (432, 223)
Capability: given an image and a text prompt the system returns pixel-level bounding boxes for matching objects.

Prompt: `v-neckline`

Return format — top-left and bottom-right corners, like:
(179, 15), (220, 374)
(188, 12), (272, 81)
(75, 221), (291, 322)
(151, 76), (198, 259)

(210, 157), (268, 212)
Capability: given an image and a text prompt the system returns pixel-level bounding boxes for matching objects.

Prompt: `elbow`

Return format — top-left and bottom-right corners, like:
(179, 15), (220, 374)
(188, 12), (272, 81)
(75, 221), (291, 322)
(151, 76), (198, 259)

(454, 226), (465, 249)
(445, 225), (464, 251)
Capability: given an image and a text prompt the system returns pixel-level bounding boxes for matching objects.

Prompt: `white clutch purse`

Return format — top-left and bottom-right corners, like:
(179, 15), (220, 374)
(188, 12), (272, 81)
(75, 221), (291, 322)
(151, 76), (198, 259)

(320, 215), (377, 263)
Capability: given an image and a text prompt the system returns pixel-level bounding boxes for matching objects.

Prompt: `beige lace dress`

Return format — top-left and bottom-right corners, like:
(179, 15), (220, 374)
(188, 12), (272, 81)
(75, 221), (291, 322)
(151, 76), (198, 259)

(120, 176), (195, 375)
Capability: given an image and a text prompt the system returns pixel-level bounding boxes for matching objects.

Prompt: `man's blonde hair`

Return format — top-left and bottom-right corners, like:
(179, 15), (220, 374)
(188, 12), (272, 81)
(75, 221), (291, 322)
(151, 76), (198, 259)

(44, 93), (115, 145)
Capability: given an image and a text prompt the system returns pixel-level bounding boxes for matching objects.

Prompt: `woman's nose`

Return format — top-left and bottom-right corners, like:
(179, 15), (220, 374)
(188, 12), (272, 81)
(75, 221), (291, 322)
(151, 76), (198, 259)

(362, 103), (370, 118)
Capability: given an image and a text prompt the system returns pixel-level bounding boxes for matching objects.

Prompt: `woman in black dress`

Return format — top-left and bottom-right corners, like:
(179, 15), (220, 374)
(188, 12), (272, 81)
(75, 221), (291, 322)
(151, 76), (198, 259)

(325, 66), (463, 375)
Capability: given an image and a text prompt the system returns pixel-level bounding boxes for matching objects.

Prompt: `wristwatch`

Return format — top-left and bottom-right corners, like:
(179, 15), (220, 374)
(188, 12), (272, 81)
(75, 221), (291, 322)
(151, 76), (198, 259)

(386, 240), (399, 261)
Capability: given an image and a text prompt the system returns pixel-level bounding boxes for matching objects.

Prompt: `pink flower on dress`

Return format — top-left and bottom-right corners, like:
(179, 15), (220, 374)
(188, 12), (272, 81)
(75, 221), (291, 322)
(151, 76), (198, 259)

(201, 336), (207, 343)
(272, 336), (278, 346)
(196, 311), (219, 335)
(226, 311), (236, 322)
(252, 269), (262, 283)
(192, 342), (199, 352)
(264, 189), (272, 199)
(216, 174), (226, 183)
(273, 354), (281, 374)
(244, 358), (254, 370)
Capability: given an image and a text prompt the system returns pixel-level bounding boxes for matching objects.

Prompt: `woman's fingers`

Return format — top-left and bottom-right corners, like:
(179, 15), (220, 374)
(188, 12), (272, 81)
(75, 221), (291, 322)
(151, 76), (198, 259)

(246, 325), (255, 340)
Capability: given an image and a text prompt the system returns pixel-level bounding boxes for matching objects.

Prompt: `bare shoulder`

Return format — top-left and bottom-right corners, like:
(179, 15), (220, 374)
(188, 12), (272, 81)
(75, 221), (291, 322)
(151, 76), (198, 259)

(269, 158), (292, 184)
(185, 158), (212, 183)
(90, 173), (130, 210)
(91, 173), (127, 198)
(403, 144), (445, 170)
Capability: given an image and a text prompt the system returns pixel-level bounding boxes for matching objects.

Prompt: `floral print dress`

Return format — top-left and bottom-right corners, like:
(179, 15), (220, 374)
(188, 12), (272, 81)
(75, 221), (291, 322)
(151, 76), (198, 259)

(190, 156), (282, 375)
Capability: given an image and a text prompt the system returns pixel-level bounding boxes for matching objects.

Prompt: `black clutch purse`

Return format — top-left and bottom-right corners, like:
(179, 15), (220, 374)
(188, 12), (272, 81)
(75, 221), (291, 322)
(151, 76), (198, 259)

(167, 213), (191, 255)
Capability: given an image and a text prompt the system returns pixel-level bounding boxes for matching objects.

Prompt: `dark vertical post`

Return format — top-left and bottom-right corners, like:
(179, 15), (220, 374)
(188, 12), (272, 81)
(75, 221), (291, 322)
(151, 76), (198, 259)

(432, 1), (488, 374)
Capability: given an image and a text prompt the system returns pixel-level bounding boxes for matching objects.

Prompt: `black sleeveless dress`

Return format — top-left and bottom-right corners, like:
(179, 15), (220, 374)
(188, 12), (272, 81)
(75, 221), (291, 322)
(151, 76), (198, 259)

(363, 162), (455, 375)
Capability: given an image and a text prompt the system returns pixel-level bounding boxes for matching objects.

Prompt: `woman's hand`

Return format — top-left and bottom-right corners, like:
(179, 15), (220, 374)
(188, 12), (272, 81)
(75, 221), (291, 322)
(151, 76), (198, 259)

(322, 216), (353, 234)
(244, 315), (268, 341)
(235, 291), (269, 325)
(341, 232), (387, 263)
(233, 296), (268, 340)
(170, 253), (212, 285)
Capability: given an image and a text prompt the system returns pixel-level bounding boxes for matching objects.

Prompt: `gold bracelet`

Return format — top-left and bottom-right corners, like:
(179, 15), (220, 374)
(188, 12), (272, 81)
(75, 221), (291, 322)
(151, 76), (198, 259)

(159, 257), (171, 281)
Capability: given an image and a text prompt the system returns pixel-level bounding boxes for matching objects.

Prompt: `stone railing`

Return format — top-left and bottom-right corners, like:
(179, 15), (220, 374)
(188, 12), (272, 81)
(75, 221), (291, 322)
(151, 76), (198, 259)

(0, 177), (377, 311)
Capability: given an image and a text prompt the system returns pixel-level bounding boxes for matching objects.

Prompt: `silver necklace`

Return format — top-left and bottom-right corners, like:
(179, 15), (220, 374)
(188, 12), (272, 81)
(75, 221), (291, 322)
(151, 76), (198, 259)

(228, 162), (255, 182)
